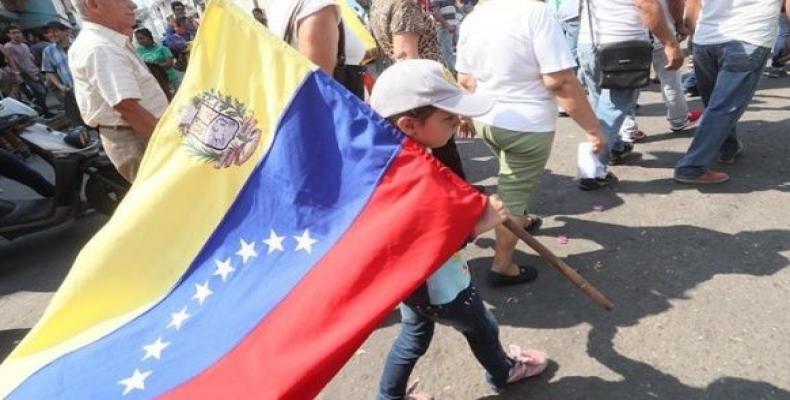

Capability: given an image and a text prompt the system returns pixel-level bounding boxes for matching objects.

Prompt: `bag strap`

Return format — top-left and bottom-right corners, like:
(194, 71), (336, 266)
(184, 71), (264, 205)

(284, 1), (346, 69)
(283, 0), (306, 45)
(585, 0), (597, 48)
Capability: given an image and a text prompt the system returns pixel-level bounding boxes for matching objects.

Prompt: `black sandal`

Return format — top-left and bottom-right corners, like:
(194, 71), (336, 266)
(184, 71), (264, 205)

(524, 215), (542, 234)
(487, 265), (538, 287)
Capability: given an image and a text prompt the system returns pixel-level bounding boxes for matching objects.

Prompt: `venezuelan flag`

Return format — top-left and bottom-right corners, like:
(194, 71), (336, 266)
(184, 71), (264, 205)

(0, 0), (485, 398)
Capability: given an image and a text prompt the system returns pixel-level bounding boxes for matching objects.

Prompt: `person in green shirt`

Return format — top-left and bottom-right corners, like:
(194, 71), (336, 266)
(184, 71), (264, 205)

(134, 28), (181, 91)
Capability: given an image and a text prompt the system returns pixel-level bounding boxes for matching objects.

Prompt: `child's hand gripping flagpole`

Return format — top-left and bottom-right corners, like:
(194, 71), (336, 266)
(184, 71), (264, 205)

(502, 217), (615, 311)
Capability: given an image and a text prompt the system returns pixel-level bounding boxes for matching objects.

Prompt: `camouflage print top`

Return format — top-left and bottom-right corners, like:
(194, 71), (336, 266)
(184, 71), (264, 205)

(369, 0), (443, 64)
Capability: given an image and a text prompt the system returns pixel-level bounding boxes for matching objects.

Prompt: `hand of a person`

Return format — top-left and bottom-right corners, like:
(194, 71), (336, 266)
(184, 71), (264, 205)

(663, 41), (684, 71)
(675, 22), (691, 42)
(473, 194), (510, 236)
(457, 117), (476, 138)
(587, 130), (606, 154)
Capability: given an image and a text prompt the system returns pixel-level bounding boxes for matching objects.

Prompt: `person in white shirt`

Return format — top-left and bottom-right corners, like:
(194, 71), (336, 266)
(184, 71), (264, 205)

(577, 0), (681, 189)
(456, 0), (605, 286)
(674, 0), (790, 184)
(265, 0), (340, 75)
(71, 0), (170, 183)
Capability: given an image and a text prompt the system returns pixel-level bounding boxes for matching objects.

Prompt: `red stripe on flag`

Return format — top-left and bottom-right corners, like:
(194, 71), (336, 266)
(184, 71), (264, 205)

(163, 139), (487, 399)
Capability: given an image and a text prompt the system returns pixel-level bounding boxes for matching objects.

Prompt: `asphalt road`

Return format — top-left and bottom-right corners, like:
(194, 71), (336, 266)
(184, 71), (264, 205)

(2, 77), (789, 400)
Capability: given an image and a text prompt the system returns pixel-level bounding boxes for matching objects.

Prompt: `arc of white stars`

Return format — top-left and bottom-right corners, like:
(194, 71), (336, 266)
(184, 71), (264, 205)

(262, 229), (286, 254)
(142, 337), (170, 361)
(167, 306), (190, 330)
(192, 281), (213, 305)
(294, 229), (318, 254)
(212, 258), (235, 282)
(118, 369), (152, 396)
(236, 239), (258, 264)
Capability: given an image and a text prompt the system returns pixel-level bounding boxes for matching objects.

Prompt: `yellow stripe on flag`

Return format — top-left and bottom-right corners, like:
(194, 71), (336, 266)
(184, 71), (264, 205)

(0, 0), (315, 395)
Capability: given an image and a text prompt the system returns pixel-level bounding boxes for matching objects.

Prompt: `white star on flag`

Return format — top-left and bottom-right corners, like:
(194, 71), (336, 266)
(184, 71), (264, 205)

(294, 229), (318, 254)
(118, 369), (152, 396)
(262, 229), (286, 254)
(192, 281), (213, 305)
(142, 337), (170, 361)
(212, 258), (235, 281)
(236, 239), (258, 264)
(167, 306), (190, 330)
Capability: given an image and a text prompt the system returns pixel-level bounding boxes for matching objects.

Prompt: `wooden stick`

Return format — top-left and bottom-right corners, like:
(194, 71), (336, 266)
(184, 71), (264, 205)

(503, 218), (614, 311)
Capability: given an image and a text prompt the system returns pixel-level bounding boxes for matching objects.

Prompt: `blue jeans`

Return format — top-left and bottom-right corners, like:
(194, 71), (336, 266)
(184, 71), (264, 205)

(377, 286), (513, 399)
(0, 148), (55, 197)
(436, 26), (456, 71)
(675, 41), (770, 177)
(577, 43), (637, 165)
(771, 13), (789, 67)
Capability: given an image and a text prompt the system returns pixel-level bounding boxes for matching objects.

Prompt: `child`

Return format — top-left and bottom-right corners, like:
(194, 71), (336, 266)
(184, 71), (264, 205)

(369, 59), (549, 400)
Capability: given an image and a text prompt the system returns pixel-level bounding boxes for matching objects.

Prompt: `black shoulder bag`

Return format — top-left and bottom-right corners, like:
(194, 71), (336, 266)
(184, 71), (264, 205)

(586, 0), (653, 90)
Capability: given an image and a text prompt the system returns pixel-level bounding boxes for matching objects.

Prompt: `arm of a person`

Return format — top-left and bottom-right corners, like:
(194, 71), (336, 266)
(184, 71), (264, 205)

(455, 72), (477, 138)
(786, 1), (790, 23)
(392, 32), (421, 59)
(160, 47), (176, 69)
(45, 72), (67, 91)
(87, 49), (158, 137)
(543, 69), (606, 153)
(113, 99), (159, 138)
(457, 72), (475, 93)
(636, 0), (683, 69)
(667, 0), (684, 25)
(684, 0), (701, 33)
(297, 5), (339, 75)
(1, 46), (19, 72)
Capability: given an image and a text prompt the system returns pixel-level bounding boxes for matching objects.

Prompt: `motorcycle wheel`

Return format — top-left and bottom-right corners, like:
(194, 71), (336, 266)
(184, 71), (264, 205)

(85, 173), (126, 216)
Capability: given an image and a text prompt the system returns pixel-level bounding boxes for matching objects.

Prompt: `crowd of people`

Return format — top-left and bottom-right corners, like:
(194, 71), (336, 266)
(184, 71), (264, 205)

(1, 0), (789, 398)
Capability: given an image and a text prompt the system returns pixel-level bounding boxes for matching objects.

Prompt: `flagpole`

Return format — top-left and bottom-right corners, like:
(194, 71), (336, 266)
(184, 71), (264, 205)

(502, 218), (615, 311)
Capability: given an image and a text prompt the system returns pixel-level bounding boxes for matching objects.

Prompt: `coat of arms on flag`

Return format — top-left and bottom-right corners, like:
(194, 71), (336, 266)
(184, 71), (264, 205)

(179, 90), (262, 168)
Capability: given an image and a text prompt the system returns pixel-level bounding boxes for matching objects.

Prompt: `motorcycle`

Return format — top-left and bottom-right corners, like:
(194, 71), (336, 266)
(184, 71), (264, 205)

(0, 98), (129, 240)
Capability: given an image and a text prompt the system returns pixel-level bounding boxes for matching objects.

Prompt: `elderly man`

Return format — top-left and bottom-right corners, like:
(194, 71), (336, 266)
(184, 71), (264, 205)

(674, 0), (790, 184)
(70, 0), (169, 183)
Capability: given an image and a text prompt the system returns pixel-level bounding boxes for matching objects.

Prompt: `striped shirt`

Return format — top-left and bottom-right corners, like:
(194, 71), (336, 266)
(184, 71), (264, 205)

(69, 21), (168, 128)
(41, 43), (73, 88)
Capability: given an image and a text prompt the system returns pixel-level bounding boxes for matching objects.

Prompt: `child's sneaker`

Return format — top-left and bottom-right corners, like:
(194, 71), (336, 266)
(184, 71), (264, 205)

(505, 345), (548, 384)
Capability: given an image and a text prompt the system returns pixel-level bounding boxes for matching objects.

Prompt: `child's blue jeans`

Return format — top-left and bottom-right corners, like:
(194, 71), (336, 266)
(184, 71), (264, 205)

(377, 285), (513, 400)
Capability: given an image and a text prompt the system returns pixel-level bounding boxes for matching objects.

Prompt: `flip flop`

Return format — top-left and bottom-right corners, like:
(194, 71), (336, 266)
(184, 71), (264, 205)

(487, 265), (538, 287)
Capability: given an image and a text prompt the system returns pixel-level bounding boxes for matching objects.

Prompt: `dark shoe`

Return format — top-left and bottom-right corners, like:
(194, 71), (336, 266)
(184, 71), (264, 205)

(578, 172), (619, 191)
(609, 142), (634, 165)
(673, 170), (730, 184)
(524, 215), (542, 234)
(487, 265), (538, 287)
(717, 140), (744, 165)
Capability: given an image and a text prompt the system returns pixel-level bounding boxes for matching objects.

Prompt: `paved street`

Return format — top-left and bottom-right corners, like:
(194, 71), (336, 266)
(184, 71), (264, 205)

(2, 77), (789, 399)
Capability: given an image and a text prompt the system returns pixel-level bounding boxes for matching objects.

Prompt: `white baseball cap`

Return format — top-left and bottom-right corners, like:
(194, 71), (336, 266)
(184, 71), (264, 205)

(369, 59), (493, 118)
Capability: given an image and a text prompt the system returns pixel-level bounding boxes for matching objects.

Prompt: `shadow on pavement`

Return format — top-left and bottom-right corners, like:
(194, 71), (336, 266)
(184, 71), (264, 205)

(0, 328), (30, 363)
(467, 217), (790, 400)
